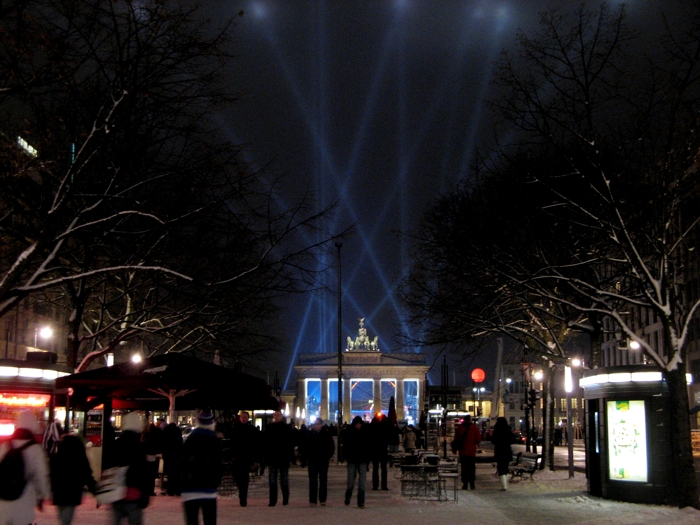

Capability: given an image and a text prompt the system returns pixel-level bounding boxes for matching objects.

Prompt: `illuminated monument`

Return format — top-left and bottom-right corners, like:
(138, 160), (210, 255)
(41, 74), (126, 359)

(294, 319), (429, 425)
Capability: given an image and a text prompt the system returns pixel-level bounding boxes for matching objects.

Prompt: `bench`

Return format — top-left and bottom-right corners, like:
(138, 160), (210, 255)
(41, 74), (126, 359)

(508, 452), (541, 481)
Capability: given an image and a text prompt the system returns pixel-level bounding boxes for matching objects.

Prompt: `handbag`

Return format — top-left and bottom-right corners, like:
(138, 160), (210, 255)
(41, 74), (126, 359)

(94, 466), (128, 504)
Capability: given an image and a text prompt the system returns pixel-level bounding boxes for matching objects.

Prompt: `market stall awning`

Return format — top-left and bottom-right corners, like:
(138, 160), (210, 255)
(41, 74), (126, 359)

(56, 353), (279, 412)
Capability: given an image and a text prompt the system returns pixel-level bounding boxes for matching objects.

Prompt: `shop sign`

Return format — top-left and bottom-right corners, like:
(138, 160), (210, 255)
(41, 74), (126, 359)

(0, 393), (51, 407)
(607, 400), (648, 482)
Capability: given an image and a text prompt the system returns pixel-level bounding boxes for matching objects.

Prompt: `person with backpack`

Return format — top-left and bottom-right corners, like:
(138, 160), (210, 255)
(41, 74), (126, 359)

(0, 411), (50, 525)
(179, 409), (223, 525)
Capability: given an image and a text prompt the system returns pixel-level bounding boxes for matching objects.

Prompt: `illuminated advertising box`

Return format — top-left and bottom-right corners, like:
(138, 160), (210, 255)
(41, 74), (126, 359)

(0, 393), (51, 407)
(607, 400), (647, 482)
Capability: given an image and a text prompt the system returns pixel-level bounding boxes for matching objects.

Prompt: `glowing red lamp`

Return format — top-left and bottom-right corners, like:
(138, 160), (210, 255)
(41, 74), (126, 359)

(471, 368), (486, 383)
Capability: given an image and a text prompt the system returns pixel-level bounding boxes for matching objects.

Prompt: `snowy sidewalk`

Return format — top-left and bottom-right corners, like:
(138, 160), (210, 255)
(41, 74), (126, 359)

(35, 461), (700, 525)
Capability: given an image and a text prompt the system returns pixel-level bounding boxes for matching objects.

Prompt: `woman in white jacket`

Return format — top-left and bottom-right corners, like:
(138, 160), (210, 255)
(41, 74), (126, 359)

(0, 411), (51, 525)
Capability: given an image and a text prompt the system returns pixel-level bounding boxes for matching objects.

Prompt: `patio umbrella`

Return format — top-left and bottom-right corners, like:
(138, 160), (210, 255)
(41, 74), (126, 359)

(388, 395), (397, 424)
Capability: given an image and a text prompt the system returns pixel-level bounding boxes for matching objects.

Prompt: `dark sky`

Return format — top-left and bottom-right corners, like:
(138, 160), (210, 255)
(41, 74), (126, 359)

(212, 0), (673, 388)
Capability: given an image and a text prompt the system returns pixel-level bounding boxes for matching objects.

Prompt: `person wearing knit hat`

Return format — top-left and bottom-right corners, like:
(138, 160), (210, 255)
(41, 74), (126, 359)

(0, 411), (51, 525)
(343, 416), (371, 508)
(111, 411), (151, 525)
(179, 409), (223, 525)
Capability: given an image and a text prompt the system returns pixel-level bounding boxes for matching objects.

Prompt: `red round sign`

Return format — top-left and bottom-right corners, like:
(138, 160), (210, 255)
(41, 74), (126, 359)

(471, 368), (486, 383)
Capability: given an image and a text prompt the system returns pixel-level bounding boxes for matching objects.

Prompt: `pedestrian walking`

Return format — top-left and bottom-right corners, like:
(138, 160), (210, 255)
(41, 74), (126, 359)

(50, 434), (97, 525)
(297, 424), (309, 467)
(307, 418), (335, 506)
(179, 409), (224, 525)
(490, 417), (515, 491)
(141, 422), (163, 497)
(264, 410), (295, 506)
(452, 414), (481, 490)
(369, 413), (390, 491)
(0, 411), (51, 525)
(230, 411), (260, 507)
(343, 416), (371, 508)
(161, 423), (183, 496)
(111, 411), (152, 525)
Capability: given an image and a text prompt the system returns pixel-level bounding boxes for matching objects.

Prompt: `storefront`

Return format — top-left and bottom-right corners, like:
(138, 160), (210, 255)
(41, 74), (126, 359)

(0, 359), (69, 440)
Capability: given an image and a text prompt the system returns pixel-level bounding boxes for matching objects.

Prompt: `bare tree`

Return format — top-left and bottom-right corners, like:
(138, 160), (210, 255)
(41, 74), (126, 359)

(0, 0), (345, 370)
(490, 4), (700, 507)
(402, 4), (700, 506)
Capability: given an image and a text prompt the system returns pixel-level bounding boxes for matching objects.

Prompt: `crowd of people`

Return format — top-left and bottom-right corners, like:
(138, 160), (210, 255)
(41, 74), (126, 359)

(0, 408), (499, 525)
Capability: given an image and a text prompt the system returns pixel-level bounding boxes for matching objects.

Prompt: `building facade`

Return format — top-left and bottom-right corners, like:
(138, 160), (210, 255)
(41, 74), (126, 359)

(294, 319), (429, 425)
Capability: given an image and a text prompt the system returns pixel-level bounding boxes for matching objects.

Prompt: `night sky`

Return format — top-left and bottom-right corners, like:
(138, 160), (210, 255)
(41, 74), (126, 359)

(211, 0), (675, 388)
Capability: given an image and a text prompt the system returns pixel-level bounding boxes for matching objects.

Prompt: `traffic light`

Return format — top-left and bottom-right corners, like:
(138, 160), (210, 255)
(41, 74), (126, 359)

(528, 389), (537, 407)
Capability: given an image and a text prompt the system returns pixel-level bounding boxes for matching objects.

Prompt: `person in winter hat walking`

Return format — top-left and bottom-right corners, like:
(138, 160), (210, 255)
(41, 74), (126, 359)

(111, 410), (152, 525)
(0, 411), (50, 525)
(179, 409), (223, 525)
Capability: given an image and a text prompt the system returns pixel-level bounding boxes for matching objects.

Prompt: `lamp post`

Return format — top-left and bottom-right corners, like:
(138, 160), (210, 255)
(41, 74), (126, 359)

(441, 356), (448, 459)
(532, 369), (543, 453)
(472, 387), (485, 417)
(503, 378), (512, 422)
(565, 365), (574, 478)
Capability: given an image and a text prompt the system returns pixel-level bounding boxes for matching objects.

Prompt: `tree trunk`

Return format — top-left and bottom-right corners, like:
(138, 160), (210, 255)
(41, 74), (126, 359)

(66, 303), (84, 371)
(665, 365), (700, 508)
(588, 314), (603, 369)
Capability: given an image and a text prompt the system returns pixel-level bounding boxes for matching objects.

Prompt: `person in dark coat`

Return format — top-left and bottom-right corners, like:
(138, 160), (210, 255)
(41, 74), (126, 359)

(230, 411), (260, 507)
(112, 411), (152, 525)
(161, 423), (183, 496)
(50, 434), (97, 525)
(343, 416), (371, 508)
(179, 410), (223, 525)
(297, 424), (309, 467)
(338, 423), (348, 463)
(491, 417), (515, 491)
(369, 414), (390, 491)
(141, 422), (163, 497)
(306, 418), (335, 506)
(264, 410), (295, 506)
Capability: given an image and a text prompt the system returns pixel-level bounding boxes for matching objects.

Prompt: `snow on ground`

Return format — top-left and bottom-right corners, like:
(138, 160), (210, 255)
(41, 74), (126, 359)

(35, 462), (700, 525)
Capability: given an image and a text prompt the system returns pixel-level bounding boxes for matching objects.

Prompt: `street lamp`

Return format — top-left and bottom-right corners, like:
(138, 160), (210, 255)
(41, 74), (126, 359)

(565, 365), (574, 478)
(34, 326), (53, 349)
(472, 386), (485, 416)
(131, 353), (142, 364)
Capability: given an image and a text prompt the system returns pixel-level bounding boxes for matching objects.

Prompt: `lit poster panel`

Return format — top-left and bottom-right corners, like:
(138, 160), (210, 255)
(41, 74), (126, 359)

(607, 400), (648, 482)
(0, 393), (50, 407)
